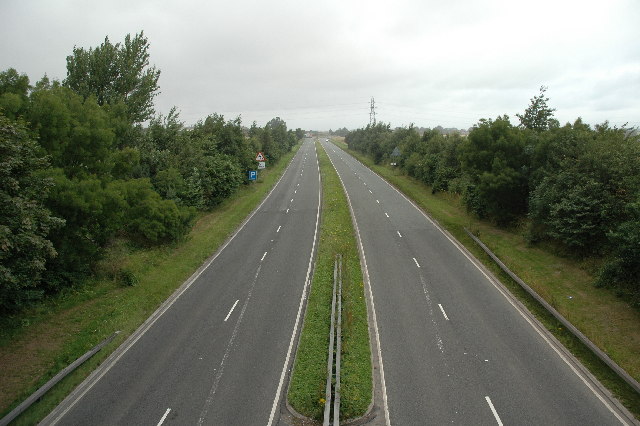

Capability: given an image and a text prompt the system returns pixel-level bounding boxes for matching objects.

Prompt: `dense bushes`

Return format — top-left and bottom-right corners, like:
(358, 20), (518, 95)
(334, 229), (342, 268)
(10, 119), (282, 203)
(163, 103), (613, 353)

(0, 33), (302, 313)
(0, 116), (64, 310)
(346, 88), (640, 306)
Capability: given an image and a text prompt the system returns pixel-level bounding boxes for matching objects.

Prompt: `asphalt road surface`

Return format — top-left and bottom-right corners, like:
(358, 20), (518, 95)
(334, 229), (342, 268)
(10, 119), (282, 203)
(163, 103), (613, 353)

(320, 140), (635, 426)
(42, 139), (320, 426)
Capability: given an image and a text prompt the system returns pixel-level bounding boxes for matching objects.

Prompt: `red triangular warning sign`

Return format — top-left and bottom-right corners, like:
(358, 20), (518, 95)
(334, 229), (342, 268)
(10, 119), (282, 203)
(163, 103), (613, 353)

(255, 152), (265, 161)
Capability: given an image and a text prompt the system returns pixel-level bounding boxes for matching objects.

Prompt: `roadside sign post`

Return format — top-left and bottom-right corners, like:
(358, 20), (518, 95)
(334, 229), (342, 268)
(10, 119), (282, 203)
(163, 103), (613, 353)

(251, 152), (266, 179)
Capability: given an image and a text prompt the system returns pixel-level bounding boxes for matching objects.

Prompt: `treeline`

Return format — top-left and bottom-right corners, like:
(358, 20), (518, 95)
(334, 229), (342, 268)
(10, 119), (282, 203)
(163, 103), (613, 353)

(0, 32), (302, 313)
(346, 87), (640, 306)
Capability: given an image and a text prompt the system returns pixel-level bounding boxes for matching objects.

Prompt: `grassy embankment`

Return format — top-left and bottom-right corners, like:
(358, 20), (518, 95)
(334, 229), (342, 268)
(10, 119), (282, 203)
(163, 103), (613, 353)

(287, 142), (372, 421)
(332, 138), (640, 419)
(0, 145), (299, 425)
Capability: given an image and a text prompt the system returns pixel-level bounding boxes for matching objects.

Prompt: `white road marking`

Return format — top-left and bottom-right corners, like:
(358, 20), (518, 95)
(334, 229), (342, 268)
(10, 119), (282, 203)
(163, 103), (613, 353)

(485, 396), (503, 426)
(290, 198), (294, 203)
(294, 189), (297, 194)
(286, 208), (290, 214)
(369, 189), (372, 194)
(198, 266), (262, 425)
(363, 182), (367, 186)
(224, 300), (239, 322)
(367, 157), (632, 425)
(42, 154), (300, 426)
(413, 257), (421, 268)
(438, 303), (450, 321)
(157, 408), (171, 426)
(324, 150), (391, 426)
(376, 199), (380, 204)
(420, 276), (445, 354)
(276, 225), (281, 233)
(385, 212), (389, 218)
(261, 251), (267, 262)
(268, 146), (322, 426)
(397, 231), (402, 238)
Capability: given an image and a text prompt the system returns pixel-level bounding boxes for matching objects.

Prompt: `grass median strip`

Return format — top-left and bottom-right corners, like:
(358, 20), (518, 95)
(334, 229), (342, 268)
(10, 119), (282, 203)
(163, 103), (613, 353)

(332, 138), (640, 419)
(0, 145), (299, 425)
(287, 142), (372, 421)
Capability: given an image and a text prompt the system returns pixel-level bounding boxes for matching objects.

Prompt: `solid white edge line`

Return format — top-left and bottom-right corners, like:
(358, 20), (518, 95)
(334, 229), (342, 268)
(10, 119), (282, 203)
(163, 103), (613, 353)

(438, 303), (450, 321)
(157, 408), (171, 426)
(44, 140), (307, 426)
(267, 142), (321, 426)
(485, 396), (503, 426)
(224, 300), (239, 322)
(321, 141), (391, 426)
(337, 143), (632, 425)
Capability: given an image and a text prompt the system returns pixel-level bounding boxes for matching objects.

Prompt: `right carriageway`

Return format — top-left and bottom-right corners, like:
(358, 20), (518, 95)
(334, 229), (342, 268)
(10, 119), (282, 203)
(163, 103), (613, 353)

(319, 140), (636, 426)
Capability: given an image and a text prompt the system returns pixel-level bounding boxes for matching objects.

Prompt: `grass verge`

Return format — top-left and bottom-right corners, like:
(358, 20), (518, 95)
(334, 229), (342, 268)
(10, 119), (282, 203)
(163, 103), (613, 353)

(333, 138), (640, 419)
(287, 142), (372, 421)
(0, 145), (299, 425)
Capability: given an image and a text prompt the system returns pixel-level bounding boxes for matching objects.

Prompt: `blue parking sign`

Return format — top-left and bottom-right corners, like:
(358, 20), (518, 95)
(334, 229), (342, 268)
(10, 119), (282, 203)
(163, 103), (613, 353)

(248, 170), (257, 181)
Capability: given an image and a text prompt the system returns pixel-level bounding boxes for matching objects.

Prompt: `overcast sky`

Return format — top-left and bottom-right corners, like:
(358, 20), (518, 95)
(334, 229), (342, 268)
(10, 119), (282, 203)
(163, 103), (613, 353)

(1, 0), (638, 131)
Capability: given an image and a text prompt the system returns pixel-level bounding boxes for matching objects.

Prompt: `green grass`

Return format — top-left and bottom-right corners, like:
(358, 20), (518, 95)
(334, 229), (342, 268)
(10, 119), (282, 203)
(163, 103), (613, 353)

(0, 145), (299, 425)
(287, 142), (372, 421)
(333, 139), (640, 419)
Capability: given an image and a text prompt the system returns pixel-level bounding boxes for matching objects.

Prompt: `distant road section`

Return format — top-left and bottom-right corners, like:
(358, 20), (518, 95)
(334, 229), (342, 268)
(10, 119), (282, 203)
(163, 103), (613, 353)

(43, 139), (320, 425)
(321, 140), (634, 426)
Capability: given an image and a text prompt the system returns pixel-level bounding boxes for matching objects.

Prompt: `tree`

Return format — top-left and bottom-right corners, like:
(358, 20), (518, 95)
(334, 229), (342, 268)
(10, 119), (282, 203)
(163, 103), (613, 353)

(460, 116), (529, 224)
(185, 154), (243, 209)
(64, 32), (160, 123)
(597, 201), (640, 307)
(110, 179), (194, 244)
(516, 86), (558, 131)
(43, 170), (127, 286)
(28, 86), (115, 178)
(193, 114), (253, 172)
(0, 68), (31, 120)
(0, 115), (64, 312)
(345, 122), (392, 164)
(528, 120), (640, 255)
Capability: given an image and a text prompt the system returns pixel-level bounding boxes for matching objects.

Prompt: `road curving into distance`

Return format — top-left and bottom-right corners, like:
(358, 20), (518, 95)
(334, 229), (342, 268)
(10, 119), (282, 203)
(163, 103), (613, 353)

(42, 139), (321, 426)
(321, 139), (636, 426)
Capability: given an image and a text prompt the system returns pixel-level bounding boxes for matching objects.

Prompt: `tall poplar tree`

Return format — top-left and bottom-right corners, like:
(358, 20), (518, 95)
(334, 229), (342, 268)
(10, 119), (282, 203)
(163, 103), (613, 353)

(64, 31), (160, 123)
